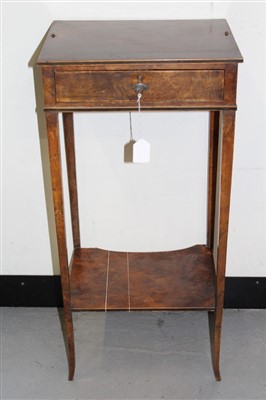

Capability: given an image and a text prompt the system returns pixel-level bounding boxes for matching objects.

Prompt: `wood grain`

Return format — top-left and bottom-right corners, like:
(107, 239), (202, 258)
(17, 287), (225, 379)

(41, 66), (56, 107)
(70, 248), (108, 310)
(55, 70), (225, 105)
(70, 245), (216, 311)
(38, 20), (242, 381)
(45, 111), (75, 380)
(207, 111), (219, 249)
(36, 20), (243, 64)
(40, 63), (239, 111)
(63, 113), (80, 248)
(209, 110), (236, 381)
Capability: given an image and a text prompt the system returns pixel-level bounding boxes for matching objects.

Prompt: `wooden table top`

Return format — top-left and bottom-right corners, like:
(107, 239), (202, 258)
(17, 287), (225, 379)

(37, 20), (243, 65)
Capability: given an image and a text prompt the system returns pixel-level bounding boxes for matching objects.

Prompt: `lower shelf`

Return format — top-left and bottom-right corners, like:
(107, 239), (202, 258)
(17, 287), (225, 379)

(70, 245), (216, 311)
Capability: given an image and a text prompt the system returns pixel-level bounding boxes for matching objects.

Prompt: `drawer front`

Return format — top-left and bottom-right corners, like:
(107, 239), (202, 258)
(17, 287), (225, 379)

(54, 70), (224, 107)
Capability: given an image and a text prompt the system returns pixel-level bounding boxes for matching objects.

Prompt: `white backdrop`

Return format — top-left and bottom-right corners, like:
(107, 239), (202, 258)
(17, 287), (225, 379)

(2, 1), (266, 276)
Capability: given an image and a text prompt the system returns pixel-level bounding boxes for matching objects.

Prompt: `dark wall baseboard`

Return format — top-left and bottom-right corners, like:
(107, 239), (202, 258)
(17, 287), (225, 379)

(223, 277), (266, 308)
(0, 276), (265, 308)
(0, 276), (63, 307)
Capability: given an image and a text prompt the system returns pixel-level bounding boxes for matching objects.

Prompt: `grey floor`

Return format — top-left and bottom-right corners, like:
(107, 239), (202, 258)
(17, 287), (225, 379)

(1, 309), (266, 400)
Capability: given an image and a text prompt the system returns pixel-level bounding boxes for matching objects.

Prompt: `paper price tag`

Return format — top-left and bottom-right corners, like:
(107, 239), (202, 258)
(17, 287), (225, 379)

(133, 139), (150, 163)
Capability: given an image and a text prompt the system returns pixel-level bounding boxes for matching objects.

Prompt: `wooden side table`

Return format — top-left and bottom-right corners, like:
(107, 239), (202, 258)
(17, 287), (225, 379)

(36, 20), (243, 380)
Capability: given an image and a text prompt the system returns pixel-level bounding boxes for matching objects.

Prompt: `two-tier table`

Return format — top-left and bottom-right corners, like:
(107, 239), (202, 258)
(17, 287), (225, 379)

(36, 20), (243, 380)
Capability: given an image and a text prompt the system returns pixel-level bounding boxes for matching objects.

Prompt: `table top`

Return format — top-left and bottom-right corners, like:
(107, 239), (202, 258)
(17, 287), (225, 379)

(37, 19), (243, 65)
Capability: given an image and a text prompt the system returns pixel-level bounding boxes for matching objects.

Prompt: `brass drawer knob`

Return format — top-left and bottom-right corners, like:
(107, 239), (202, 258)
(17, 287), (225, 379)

(132, 76), (149, 93)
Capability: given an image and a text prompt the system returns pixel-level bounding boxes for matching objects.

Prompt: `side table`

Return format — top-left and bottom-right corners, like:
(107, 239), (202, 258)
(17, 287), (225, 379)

(36, 19), (243, 380)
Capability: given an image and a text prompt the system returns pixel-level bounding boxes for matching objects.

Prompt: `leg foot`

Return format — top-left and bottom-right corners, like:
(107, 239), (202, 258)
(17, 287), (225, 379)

(208, 311), (222, 381)
(58, 307), (75, 380)
(65, 310), (75, 381)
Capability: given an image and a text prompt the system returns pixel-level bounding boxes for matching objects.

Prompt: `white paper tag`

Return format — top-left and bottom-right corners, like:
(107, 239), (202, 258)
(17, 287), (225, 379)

(133, 139), (150, 163)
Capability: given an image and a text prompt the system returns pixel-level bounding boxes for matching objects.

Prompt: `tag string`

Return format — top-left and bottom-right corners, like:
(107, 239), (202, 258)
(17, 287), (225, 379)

(129, 112), (133, 141)
(128, 93), (142, 142)
(137, 92), (142, 137)
(137, 92), (142, 113)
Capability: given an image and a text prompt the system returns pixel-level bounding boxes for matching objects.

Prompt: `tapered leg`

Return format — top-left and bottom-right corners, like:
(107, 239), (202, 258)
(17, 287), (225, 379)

(63, 113), (81, 249)
(45, 111), (75, 380)
(207, 111), (219, 249)
(209, 110), (236, 381)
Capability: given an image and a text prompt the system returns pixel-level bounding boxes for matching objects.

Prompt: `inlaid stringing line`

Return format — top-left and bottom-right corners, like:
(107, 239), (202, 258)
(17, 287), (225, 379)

(127, 252), (131, 312)
(105, 251), (110, 312)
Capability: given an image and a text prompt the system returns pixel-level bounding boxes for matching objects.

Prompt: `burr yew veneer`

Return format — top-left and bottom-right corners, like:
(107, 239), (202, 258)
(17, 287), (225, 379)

(36, 19), (243, 380)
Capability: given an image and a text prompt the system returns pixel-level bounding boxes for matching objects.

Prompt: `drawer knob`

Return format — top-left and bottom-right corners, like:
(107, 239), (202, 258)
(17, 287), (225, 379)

(132, 76), (149, 93)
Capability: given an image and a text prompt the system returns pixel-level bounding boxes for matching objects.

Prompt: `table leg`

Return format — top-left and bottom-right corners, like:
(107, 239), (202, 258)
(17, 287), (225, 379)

(209, 110), (236, 381)
(45, 111), (75, 380)
(63, 113), (81, 249)
(207, 111), (219, 249)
